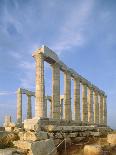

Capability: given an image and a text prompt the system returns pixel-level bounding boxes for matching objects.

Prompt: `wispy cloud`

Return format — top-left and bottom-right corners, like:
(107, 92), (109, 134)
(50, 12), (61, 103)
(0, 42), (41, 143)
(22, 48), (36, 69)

(0, 91), (16, 96)
(51, 0), (95, 53)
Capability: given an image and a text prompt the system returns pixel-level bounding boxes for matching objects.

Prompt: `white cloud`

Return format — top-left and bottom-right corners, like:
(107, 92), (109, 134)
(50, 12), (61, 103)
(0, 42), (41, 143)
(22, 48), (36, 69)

(0, 91), (16, 96)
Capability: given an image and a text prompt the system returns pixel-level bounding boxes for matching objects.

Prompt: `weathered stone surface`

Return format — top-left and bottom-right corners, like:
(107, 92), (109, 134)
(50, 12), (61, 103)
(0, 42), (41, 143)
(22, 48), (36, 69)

(23, 131), (48, 141)
(84, 145), (103, 155)
(69, 133), (77, 138)
(24, 118), (40, 131)
(14, 139), (57, 155)
(90, 132), (101, 137)
(107, 134), (116, 145)
(0, 148), (16, 155)
(73, 137), (85, 143)
(5, 127), (15, 132)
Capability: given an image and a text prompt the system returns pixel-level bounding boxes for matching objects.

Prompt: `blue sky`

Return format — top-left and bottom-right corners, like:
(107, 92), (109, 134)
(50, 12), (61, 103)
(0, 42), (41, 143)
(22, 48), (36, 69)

(0, 0), (116, 129)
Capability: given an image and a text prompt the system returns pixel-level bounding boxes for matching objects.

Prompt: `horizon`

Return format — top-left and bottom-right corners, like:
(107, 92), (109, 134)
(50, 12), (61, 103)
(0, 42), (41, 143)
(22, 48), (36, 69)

(0, 0), (116, 129)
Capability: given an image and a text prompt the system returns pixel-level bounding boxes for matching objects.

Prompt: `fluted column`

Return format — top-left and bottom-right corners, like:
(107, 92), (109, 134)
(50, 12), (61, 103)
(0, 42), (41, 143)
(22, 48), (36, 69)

(99, 94), (104, 125)
(33, 52), (45, 118)
(94, 91), (99, 124)
(103, 95), (107, 126)
(82, 84), (88, 124)
(88, 86), (94, 124)
(52, 63), (60, 119)
(74, 78), (81, 123)
(17, 88), (22, 124)
(64, 71), (72, 121)
(27, 95), (32, 119)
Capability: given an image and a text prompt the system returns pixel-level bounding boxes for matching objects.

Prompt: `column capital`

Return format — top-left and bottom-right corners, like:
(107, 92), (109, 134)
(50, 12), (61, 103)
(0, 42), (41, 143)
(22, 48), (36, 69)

(32, 51), (44, 60)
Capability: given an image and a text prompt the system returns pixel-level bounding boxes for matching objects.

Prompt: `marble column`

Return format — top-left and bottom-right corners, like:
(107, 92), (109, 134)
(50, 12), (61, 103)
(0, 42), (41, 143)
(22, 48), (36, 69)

(64, 71), (72, 121)
(103, 95), (107, 126)
(52, 63), (60, 119)
(44, 97), (47, 118)
(82, 84), (88, 124)
(17, 88), (22, 124)
(74, 78), (81, 123)
(99, 94), (104, 125)
(33, 52), (45, 118)
(88, 86), (94, 124)
(50, 99), (52, 118)
(60, 98), (63, 119)
(27, 95), (32, 119)
(94, 91), (99, 125)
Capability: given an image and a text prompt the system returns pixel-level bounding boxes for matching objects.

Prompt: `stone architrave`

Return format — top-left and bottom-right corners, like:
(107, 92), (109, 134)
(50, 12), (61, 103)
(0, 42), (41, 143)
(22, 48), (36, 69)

(27, 95), (32, 119)
(64, 71), (72, 121)
(17, 88), (22, 124)
(103, 95), (107, 126)
(88, 86), (94, 124)
(99, 94), (103, 125)
(74, 78), (81, 123)
(94, 91), (99, 125)
(82, 84), (88, 124)
(33, 52), (45, 118)
(52, 62), (60, 120)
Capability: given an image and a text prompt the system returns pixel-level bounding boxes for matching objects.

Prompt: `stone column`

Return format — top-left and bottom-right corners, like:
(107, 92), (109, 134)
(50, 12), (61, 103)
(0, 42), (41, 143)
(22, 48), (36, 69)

(60, 98), (63, 119)
(44, 97), (47, 118)
(52, 63), (60, 119)
(17, 88), (22, 124)
(27, 95), (32, 119)
(74, 78), (81, 123)
(50, 100), (52, 118)
(33, 52), (45, 118)
(64, 71), (72, 121)
(103, 95), (107, 126)
(82, 84), (88, 124)
(99, 94), (104, 125)
(88, 86), (94, 124)
(94, 91), (99, 125)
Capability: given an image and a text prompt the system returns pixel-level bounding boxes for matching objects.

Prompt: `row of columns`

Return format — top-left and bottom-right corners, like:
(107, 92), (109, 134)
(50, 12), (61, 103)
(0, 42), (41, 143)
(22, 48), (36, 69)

(17, 88), (32, 124)
(32, 52), (107, 126)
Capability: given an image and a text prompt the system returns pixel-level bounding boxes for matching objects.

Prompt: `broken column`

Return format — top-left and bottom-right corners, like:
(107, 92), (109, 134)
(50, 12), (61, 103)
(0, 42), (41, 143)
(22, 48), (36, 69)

(82, 83), (88, 124)
(99, 94), (103, 125)
(74, 77), (81, 123)
(94, 90), (99, 125)
(88, 86), (94, 124)
(103, 95), (107, 126)
(17, 88), (22, 124)
(64, 70), (72, 121)
(32, 52), (45, 118)
(27, 94), (32, 119)
(52, 62), (60, 119)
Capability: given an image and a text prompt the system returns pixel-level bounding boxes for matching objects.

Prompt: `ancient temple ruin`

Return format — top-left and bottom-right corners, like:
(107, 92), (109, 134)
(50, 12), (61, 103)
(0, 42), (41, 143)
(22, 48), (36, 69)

(16, 45), (107, 127)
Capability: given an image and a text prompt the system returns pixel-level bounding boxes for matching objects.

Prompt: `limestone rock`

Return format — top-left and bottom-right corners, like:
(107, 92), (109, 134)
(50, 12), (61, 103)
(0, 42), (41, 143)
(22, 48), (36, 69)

(84, 145), (103, 155)
(107, 133), (116, 145)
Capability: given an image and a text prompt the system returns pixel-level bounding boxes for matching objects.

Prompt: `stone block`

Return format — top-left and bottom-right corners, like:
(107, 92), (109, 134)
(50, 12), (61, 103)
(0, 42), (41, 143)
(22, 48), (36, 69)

(5, 127), (14, 132)
(90, 132), (101, 137)
(14, 139), (57, 155)
(23, 131), (48, 141)
(84, 145), (103, 155)
(0, 148), (16, 155)
(107, 133), (116, 145)
(69, 133), (77, 138)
